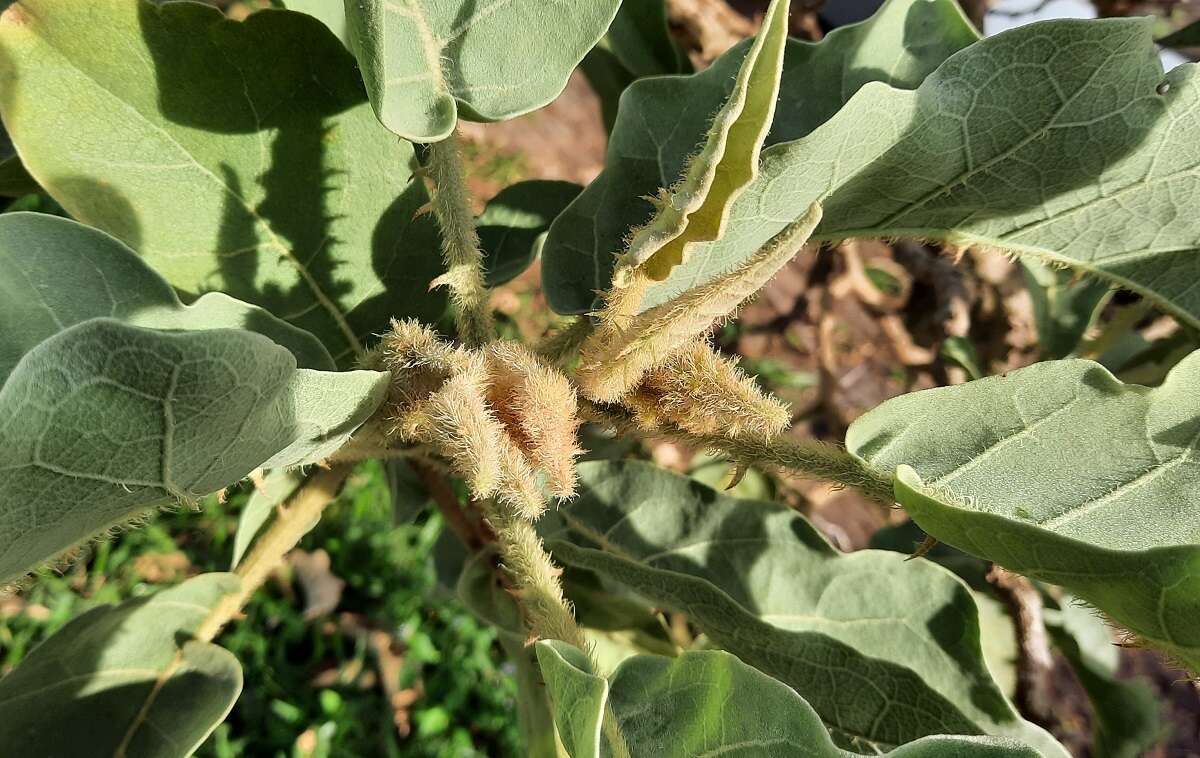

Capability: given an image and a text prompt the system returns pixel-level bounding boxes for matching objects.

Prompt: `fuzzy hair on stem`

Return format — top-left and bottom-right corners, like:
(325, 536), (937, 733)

(580, 398), (893, 504)
(426, 131), (495, 347)
(394, 354), (506, 499)
(486, 341), (583, 499)
(577, 202), (823, 402)
(625, 338), (791, 441)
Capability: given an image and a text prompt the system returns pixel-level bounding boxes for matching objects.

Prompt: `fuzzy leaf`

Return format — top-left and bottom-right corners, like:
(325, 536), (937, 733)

(478, 180), (582, 287)
(0, 319), (386, 585)
(543, 461), (1064, 755)
(0, 0), (444, 366)
(846, 354), (1200, 673)
(342, 0), (622, 142)
(544, 0), (979, 313)
(536, 641), (1042, 758)
(612, 0), (790, 284)
(0, 573), (242, 756)
(0, 213), (334, 379)
(547, 7), (1200, 330)
(231, 468), (306, 569)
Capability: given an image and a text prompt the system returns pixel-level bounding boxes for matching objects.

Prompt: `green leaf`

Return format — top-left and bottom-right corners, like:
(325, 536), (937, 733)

(1020, 259), (1110, 360)
(580, 0), (691, 135)
(0, 573), (242, 757)
(1044, 595), (1164, 758)
(281, 0), (348, 45)
(604, 0), (690, 80)
(544, 0), (979, 313)
(0, 212), (334, 379)
(543, 461), (1064, 755)
(548, 9), (1200, 332)
(536, 641), (1042, 758)
(0, 123), (35, 197)
(478, 180), (582, 287)
(612, 0), (790, 284)
(0, 0), (444, 365)
(846, 354), (1200, 673)
(342, 0), (622, 142)
(0, 319), (386, 585)
(231, 468), (306, 569)
(1159, 19), (1200, 48)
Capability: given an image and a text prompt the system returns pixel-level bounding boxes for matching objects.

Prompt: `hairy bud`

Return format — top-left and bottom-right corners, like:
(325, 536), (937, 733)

(394, 355), (505, 498)
(379, 318), (472, 408)
(485, 341), (582, 499)
(625, 340), (790, 441)
(577, 203), (822, 402)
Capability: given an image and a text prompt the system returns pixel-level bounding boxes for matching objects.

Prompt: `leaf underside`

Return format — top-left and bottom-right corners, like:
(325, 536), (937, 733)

(847, 355), (1200, 673)
(343, 0), (623, 142)
(613, 0), (790, 284)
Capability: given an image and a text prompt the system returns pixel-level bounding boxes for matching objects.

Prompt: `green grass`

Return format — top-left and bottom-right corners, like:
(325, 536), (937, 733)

(0, 463), (521, 758)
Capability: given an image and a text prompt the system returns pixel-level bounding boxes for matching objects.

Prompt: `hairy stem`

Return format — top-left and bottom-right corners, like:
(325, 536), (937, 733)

(581, 400), (894, 504)
(117, 465), (352, 757)
(427, 130), (495, 347)
(196, 465), (351, 643)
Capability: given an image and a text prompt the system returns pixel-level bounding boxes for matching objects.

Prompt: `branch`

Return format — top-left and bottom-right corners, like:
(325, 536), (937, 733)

(988, 566), (1056, 725)
(427, 129), (495, 347)
(196, 464), (351, 642)
(117, 465), (352, 757)
(580, 400), (894, 504)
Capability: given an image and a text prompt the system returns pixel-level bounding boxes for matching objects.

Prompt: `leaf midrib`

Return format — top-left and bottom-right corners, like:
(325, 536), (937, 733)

(554, 513), (990, 747)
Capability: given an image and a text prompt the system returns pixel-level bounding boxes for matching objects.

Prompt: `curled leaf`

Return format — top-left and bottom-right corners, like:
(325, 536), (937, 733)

(577, 204), (822, 402)
(613, 0), (791, 285)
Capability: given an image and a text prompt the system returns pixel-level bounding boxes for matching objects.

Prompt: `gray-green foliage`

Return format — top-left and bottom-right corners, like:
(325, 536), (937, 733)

(0, 213), (387, 585)
(342, 0), (622, 142)
(0, 213), (333, 375)
(536, 641), (1042, 758)
(543, 0), (979, 313)
(545, 3), (1200, 328)
(478, 180), (582, 287)
(847, 355), (1200, 672)
(543, 461), (1063, 755)
(0, 573), (242, 756)
(1044, 596), (1164, 758)
(0, 0), (444, 365)
(1020, 259), (1110, 359)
